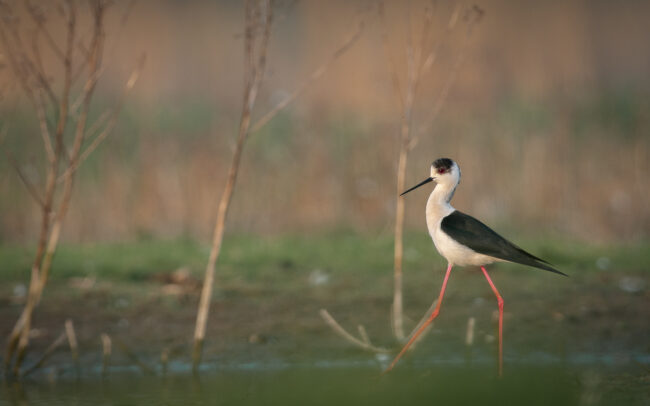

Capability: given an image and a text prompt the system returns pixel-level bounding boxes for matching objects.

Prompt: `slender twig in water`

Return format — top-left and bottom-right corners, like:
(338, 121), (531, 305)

(465, 317), (475, 346)
(114, 338), (156, 375)
(101, 333), (111, 377)
(161, 348), (170, 376)
(21, 331), (67, 377)
(65, 319), (80, 376)
(320, 309), (390, 354)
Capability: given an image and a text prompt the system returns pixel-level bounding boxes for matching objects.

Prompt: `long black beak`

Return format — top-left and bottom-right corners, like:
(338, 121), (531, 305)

(400, 177), (433, 196)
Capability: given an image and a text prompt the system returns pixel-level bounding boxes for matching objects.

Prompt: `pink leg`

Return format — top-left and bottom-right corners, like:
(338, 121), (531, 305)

(384, 263), (453, 373)
(481, 266), (503, 377)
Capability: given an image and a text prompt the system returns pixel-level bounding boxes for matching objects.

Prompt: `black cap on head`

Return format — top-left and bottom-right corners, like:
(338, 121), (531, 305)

(432, 158), (454, 174)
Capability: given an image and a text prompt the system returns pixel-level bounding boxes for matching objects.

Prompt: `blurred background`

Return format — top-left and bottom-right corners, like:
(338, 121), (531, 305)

(1, 2), (649, 402)
(1, 0), (648, 244)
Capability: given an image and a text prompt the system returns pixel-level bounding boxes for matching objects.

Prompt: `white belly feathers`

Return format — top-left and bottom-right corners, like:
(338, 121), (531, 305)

(432, 224), (499, 266)
(425, 189), (500, 267)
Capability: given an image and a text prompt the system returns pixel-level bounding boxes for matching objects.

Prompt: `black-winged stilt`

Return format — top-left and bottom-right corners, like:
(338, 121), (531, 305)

(385, 158), (566, 376)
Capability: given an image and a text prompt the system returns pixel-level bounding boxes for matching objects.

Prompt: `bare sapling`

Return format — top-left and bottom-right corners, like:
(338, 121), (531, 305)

(320, 1), (483, 352)
(0, 0), (143, 376)
(191, 0), (365, 371)
(192, 0), (274, 372)
(384, 1), (483, 343)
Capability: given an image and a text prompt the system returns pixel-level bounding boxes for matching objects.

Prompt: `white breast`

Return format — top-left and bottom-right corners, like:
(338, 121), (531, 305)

(425, 187), (499, 267)
(432, 224), (498, 266)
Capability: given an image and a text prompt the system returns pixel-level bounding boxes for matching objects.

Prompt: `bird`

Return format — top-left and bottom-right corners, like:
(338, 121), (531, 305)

(384, 157), (566, 376)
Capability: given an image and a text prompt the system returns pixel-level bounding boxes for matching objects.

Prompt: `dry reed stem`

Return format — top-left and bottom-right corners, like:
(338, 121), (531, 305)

(465, 317), (475, 346)
(192, 0), (274, 372)
(100, 333), (111, 377)
(320, 310), (390, 354)
(161, 348), (169, 376)
(357, 325), (371, 345)
(64, 319), (79, 368)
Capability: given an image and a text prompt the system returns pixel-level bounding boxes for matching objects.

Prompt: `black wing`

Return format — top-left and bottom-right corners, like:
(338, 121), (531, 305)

(441, 210), (566, 276)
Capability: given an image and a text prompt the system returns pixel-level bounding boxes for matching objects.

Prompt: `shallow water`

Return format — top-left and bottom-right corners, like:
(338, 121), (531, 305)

(3, 357), (648, 406)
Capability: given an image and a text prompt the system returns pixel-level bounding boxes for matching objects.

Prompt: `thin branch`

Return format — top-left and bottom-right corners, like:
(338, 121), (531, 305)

(58, 53), (145, 182)
(37, 0), (107, 297)
(421, 2), (461, 75)
(24, 0), (66, 61)
(250, 20), (364, 134)
(9, 15), (57, 108)
(69, 66), (104, 116)
(3, 14), (60, 108)
(357, 325), (371, 345)
(0, 16), (38, 107)
(71, 39), (90, 85)
(320, 309), (390, 353)
(3, 149), (45, 207)
(34, 89), (56, 163)
(410, 4), (484, 149)
(378, 1), (404, 111)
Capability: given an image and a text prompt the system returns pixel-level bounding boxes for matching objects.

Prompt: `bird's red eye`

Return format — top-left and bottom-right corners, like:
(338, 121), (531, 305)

(437, 168), (447, 174)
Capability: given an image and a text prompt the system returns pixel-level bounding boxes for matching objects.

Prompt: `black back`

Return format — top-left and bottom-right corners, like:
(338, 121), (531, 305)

(441, 210), (566, 276)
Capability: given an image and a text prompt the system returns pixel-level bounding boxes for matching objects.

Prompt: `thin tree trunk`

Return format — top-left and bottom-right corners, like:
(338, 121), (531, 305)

(192, 0), (272, 371)
(1, 0), (138, 375)
(391, 9), (420, 341)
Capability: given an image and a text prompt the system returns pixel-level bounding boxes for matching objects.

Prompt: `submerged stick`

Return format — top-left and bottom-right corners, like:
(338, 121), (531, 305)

(357, 325), (371, 345)
(100, 333), (111, 377)
(464, 316), (476, 365)
(161, 348), (169, 376)
(21, 331), (66, 377)
(65, 319), (80, 376)
(114, 338), (155, 375)
(465, 317), (475, 346)
(320, 309), (390, 353)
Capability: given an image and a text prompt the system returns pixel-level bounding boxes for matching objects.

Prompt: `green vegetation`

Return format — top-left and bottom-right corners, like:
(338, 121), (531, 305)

(1, 232), (648, 284)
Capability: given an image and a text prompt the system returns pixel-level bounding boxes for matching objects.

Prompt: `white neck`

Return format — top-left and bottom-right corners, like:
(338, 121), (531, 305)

(425, 182), (457, 235)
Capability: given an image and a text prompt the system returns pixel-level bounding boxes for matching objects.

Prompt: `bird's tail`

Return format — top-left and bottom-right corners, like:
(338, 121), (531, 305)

(530, 260), (567, 276)
(506, 245), (567, 276)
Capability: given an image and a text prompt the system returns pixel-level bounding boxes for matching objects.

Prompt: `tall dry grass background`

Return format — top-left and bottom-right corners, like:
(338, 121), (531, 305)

(1, 0), (649, 245)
